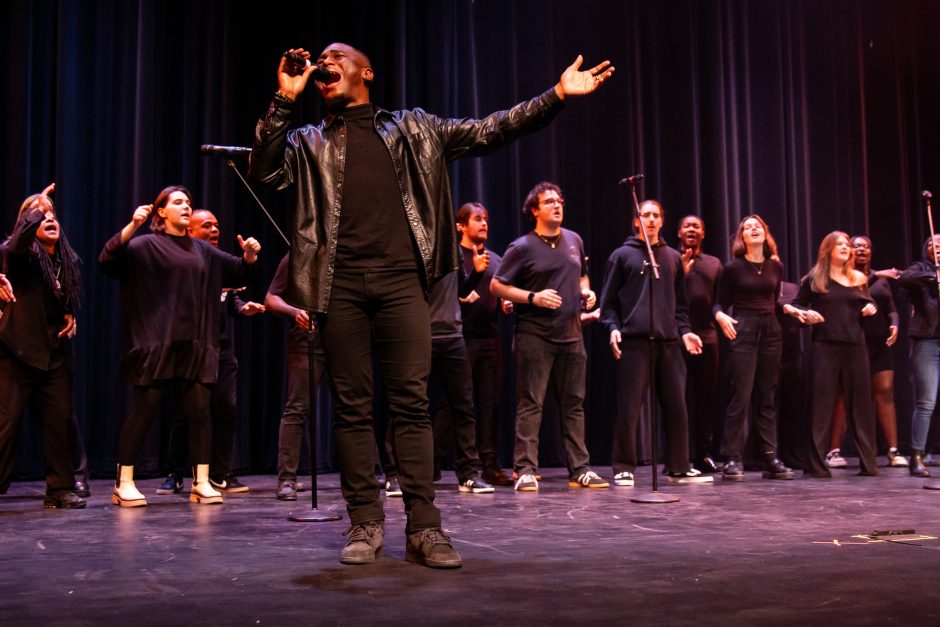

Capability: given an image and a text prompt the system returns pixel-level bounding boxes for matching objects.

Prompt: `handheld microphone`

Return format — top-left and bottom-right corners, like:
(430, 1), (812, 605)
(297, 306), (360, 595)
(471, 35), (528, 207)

(923, 190), (933, 200)
(200, 145), (252, 157)
(283, 51), (334, 82)
(618, 174), (645, 186)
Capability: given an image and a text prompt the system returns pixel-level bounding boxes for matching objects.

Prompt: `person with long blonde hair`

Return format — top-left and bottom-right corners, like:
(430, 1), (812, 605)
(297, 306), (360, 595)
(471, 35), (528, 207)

(786, 231), (879, 477)
(713, 215), (792, 480)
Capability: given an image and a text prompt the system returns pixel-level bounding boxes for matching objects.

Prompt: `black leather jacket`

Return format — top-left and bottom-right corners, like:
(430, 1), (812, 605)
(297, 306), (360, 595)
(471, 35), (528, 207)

(249, 88), (564, 313)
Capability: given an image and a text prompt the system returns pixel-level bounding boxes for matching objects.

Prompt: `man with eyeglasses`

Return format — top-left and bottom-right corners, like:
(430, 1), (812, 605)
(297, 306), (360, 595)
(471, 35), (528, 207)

(490, 182), (609, 491)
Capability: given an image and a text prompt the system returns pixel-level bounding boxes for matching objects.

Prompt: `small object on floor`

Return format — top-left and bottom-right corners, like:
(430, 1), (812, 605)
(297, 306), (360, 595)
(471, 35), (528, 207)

(340, 521), (384, 565)
(887, 448), (909, 468)
(722, 460), (746, 481)
(482, 467), (513, 486)
(72, 479), (91, 498)
(666, 468), (714, 484)
(156, 473), (183, 495)
(613, 471), (634, 487)
(385, 477), (403, 497)
(825, 449), (848, 469)
(512, 470), (542, 481)
(276, 480), (297, 501)
(405, 527), (462, 569)
(44, 490), (86, 509)
(210, 474), (250, 493)
(458, 477), (494, 493)
(568, 470), (609, 488)
(763, 457), (795, 480)
(694, 457), (719, 474)
(514, 473), (538, 492)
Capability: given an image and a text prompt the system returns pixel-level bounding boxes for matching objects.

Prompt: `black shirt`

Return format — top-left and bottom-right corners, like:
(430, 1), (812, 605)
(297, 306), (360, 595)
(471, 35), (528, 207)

(713, 257), (783, 317)
(681, 250), (721, 344)
(428, 271), (463, 340)
(495, 228), (587, 342)
(268, 254), (310, 354)
(862, 275), (899, 347)
(334, 103), (418, 271)
(460, 244), (503, 340)
(791, 276), (875, 344)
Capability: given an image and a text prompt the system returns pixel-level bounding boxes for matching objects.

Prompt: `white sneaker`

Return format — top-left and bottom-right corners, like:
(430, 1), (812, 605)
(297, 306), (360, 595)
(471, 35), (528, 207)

(826, 449), (847, 468)
(887, 448), (909, 468)
(666, 468), (714, 484)
(613, 471), (635, 487)
(514, 473), (538, 492)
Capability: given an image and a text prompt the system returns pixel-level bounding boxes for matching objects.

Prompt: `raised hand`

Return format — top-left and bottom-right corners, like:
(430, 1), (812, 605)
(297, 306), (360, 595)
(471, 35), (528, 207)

(556, 55), (615, 99)
(277, 48), (316, 101)
(237, 234), (261, 264)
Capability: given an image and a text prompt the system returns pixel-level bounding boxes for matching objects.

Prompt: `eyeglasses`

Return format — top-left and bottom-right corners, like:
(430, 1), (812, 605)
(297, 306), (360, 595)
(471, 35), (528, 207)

(539, 198), (565, 207)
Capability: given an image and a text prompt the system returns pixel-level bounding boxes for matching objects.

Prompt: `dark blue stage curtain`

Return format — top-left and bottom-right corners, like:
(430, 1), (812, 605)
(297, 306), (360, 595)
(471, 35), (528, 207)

(2, 0), (939, 478)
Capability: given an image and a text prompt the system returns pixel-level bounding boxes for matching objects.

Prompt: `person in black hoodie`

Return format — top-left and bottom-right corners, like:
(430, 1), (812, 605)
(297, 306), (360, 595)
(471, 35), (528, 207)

(598, 200), (712, 487)
(898, 234), (940, 477)
(0, 187), (85, 508)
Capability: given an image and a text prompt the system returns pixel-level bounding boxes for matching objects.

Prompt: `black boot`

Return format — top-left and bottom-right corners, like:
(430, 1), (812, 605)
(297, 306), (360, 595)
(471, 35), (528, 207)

(763, 454), (794, 480)
(910, 450), (930, 478)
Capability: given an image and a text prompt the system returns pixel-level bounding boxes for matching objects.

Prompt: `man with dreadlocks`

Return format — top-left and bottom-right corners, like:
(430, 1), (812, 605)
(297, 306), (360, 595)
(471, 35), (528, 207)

(0, 184), (86, 508)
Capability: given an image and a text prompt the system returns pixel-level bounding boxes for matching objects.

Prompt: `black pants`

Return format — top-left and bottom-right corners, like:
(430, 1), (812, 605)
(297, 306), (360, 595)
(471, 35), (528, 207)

(320, 269), (439, 533)
(277, 340), (326, 484)
(513, 332), (590, 477)
(167, 349), (238, 477)
(68, 409), (89, 483)
(684, 342), (719, 460)
(612, 338), (691, 475)
(0, 353), (73, 492)
(720, 313), (782, 461)
(805, 341), (878, 477)
(429, 335), (483, 482)
(118, 380), (211, 466)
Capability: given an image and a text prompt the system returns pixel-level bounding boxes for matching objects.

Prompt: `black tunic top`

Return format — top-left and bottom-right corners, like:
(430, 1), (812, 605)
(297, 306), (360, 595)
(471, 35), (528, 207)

(99, 231), (251, 385)
(0, 211), (73, 371)
(791, 276), (875, 345)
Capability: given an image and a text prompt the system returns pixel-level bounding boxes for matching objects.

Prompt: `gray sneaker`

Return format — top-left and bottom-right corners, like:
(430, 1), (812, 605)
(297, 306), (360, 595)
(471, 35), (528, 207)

(339, 521), (385, 565)
(276, 480), (297, 501)
(406, 527), (462, 569)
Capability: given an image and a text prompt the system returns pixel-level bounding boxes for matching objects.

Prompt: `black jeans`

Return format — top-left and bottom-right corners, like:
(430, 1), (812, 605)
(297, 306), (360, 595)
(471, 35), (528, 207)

(277, 340), (326, 484)
(684, 342), (719, 460)
(805, 341), (878, 477)
(429, 335), (482, 482)
(167, 349), (238, 477)
(320, 269), (440, 533)
(720, 313), (782, 461)
(118, 380), (211, 466)
(467, 336), (502, 470)
(0, 353), (73, 492)
(513, 332), (590, 478)
(612, 338), (691, 475)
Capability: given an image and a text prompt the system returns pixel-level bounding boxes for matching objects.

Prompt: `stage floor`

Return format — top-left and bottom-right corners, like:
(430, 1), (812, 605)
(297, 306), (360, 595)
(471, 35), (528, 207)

(1, 462), (939, 625)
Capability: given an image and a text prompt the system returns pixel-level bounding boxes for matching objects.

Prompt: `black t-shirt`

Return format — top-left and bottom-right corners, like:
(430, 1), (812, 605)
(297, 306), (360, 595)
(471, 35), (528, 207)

(269, 254), (309, 353)
(714, 257), (783, 317)
(792, 276), (874, 344)
(428, 270), (463, 340)
(460, 244), (502, 340)
(681, 250), (721, 344)
(862, 275), (899, 347)
(334, 103), (418, 271)
(495, 228), (587, 342)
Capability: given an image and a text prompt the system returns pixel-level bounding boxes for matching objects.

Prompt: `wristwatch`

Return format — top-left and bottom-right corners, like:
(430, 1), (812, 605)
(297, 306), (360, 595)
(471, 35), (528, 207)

(527, 291), (535, 305)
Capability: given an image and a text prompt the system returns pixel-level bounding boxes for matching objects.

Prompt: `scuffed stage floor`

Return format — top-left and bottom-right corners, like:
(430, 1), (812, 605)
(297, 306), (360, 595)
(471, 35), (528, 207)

(1, 463), (939, 625)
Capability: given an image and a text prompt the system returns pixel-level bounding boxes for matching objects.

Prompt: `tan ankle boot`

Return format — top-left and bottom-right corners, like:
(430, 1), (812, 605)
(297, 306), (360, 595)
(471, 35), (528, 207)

(112, 464), (147, 507)
(190, 464), (223, 504)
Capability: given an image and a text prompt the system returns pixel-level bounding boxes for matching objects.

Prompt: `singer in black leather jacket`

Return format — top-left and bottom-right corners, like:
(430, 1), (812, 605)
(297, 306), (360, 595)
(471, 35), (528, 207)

(248, 42), (614, 569)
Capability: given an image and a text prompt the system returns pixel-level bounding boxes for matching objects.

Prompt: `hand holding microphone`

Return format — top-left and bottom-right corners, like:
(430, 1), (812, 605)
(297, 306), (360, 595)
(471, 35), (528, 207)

(278, 49), (335, 101)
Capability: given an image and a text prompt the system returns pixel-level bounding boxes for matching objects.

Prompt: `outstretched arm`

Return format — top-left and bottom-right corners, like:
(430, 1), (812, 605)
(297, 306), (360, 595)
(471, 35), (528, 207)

(554, 55), (615, 100)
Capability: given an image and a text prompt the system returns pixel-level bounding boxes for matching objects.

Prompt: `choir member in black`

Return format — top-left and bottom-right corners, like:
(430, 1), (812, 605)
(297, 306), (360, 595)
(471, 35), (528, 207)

(677, 215), (723, 473)
(0, 189), (85, 508)
(265, 253), (327, 501)
(99, 186), (261, 507)
(491, 182), (608, 491)
(250, 42), (612, 568)
(786, 231), (879, 477)
(713, 215), (793, 481)
(898, 234), (940, 477)
(827, 236), (905, 469)
(599, 199), (711, 487)
(452, 202), (512, 486)
(158, 209), (265, 495)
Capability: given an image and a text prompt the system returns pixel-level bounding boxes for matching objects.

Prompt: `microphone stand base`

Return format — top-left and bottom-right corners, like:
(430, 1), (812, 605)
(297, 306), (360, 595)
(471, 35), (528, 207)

(924, 481), (940, 491)
(288, 511), (343, 523)
(630, 491), (681, 504)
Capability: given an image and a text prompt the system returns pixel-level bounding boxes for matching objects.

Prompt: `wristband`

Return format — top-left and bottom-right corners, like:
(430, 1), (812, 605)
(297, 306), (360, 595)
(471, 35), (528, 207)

(528, 291), (535, 305)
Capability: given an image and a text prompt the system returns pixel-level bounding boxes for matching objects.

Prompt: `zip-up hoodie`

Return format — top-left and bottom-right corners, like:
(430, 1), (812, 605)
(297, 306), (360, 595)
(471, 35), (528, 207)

(899, 241), (940, 339)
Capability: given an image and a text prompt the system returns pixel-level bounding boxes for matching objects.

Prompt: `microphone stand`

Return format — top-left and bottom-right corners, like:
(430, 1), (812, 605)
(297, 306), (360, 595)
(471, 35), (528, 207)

(923, 190), (940, 492)
(623, 177), (679, 505)
(220, 156), (341, 521)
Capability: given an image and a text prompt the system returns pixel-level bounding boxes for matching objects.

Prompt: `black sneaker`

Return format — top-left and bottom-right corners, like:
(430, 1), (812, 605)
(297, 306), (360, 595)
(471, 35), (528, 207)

(385, 477), (403, 497)
(44, 490), (86, 509)
(276, 480), (297, 501)
(406, 528), (462, 569)
(458, 477), (495, 493)
(339, 521), (385, 565)
(155, 473), (183, 495)
(210, 474), (250, 493)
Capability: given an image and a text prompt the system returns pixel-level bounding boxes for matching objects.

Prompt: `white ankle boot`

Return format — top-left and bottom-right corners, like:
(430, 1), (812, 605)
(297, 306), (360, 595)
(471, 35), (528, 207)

(112, 464), (147, 507)
(190, 464), (223, 504)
